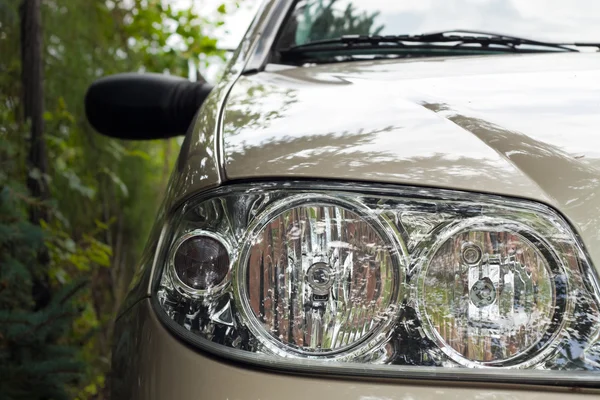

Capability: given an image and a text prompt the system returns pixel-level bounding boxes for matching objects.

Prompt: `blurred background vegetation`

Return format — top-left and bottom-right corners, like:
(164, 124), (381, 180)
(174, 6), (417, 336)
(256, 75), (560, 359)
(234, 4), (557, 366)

(0, 0), (239, 398)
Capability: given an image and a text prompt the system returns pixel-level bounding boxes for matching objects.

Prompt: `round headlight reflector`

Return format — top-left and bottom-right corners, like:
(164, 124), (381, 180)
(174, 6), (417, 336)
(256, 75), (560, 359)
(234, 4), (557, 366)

(419, 225), (566, 366)
(240, 200), (402, 356)
(171, 232), (231, 291)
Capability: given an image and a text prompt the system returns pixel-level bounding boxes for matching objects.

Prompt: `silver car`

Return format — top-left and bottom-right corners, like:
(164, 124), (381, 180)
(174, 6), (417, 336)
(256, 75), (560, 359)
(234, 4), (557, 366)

(86, 1), (600, 399)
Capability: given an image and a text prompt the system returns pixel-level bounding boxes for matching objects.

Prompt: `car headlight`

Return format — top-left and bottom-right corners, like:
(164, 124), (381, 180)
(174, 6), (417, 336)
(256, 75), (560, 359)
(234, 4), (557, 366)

(153, 182), (600, 385)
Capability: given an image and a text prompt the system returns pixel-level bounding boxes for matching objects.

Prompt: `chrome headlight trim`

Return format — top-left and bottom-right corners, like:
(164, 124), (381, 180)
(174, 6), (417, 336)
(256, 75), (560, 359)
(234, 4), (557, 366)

(150, 180), (600, 388)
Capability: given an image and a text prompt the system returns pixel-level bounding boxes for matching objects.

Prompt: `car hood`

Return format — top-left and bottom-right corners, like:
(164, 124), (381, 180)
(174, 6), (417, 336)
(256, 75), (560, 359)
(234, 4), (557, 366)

(221, 53), (600, 264)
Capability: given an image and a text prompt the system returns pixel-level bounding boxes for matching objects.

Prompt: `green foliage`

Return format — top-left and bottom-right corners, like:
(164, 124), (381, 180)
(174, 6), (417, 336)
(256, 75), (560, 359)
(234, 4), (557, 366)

(1, 0), (232, 398)
(122, 0), (222, 75)
(0, 127), (86, 399)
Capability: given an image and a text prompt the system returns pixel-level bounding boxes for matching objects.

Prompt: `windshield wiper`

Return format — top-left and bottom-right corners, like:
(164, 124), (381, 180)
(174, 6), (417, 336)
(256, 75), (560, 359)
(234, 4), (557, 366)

(281, 29), (600, 57)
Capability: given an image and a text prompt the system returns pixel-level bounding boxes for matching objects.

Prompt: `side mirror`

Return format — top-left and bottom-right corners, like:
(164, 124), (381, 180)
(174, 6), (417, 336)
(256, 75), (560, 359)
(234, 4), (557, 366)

(85, 73), (213, 140)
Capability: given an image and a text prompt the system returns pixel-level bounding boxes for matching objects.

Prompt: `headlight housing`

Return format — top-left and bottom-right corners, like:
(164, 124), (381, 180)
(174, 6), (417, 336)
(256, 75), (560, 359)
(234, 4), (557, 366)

(153, 182), (600, 385)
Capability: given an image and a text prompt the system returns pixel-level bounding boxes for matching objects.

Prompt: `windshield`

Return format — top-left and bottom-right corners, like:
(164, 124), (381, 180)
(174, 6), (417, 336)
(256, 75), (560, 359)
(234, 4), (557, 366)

(277, 0), (600, 50)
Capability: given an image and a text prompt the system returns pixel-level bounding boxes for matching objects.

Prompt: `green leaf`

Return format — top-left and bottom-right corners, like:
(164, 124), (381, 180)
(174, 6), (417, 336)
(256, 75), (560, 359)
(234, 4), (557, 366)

(102, 168), (129, 198)
(28, 168), (42, 180)
(125, 149), (151, 160)
(64, 238), (76, 253)
(94, 219), (109, 230)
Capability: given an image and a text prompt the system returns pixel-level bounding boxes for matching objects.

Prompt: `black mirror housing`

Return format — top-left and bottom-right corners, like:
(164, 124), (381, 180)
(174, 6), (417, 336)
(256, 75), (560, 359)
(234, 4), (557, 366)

(85, 73), (213, 140)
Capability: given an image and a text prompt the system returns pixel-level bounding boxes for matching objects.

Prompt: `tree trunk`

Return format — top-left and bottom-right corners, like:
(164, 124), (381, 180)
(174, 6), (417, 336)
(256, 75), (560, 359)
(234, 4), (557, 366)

(20, 0), (51, 309)
(21, 0), (48, 220)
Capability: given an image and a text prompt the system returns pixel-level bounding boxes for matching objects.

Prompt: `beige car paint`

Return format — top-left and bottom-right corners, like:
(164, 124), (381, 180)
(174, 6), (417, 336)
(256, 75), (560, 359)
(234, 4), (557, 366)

(111, 22), (600, 400)
(221, 52), (600, 267)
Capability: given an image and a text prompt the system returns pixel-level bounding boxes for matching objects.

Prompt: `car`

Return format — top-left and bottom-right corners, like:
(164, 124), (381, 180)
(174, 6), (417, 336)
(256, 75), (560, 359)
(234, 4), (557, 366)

(85, 1), (600, 399)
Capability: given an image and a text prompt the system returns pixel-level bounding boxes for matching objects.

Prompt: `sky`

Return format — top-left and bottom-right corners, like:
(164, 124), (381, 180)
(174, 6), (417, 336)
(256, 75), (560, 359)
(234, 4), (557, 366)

(171, 0), (259, 81)
(173, 0), (260, 49)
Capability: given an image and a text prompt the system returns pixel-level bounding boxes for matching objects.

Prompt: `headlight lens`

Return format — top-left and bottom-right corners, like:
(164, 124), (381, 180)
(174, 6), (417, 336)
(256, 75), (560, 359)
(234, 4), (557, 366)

(241, 199), (401, 356)
(154, 182), (600, 384)
(171, 232), (231, 292)
(419, 224), (566, 367)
